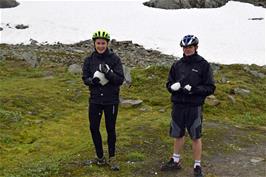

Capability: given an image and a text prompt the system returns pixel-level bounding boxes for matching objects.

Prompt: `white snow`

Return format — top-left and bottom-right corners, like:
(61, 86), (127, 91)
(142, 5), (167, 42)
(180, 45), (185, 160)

(0, 0), (265, 65)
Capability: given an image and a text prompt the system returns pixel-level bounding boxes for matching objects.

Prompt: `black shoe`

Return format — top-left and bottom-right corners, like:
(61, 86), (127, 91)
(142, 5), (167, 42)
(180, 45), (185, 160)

(194, 165), (203, 177)
(160, 158), (181, 171)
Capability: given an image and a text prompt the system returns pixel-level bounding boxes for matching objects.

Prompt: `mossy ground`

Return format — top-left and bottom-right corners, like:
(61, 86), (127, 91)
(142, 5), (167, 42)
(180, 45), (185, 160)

(0, 58), (265, 177)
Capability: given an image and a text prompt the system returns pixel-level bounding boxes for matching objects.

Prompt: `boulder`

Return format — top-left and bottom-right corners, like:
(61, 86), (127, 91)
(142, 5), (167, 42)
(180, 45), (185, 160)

(120, 98), (143, 107)
(205, 95), (220, 106)
(68, 64), (82, 74)
(231, 88), (251, 96)
(143, 0), (266, 9)
(143, 0), (228, 9)
(0, 0), (19, 8)
(15, 24), (29, 30)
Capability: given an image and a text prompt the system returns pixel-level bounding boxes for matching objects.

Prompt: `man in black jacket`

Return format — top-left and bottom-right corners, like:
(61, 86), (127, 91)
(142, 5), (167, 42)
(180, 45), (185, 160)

(82, 30), (124, 171)
(161, 35), (215, 177)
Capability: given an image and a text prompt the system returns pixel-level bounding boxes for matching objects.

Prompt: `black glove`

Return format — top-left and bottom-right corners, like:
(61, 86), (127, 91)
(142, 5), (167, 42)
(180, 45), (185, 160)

(92, 77), (100, 85)
(99, 64), (110, 74)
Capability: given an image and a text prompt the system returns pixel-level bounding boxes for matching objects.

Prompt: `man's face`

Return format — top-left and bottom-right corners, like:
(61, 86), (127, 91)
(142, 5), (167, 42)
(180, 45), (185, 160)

(95, 38), (108, 54)
(183, 45), (198, 56)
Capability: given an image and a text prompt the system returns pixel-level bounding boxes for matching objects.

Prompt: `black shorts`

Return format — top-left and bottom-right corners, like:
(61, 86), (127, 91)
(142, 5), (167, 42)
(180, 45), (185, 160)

(170, 104), (202, 139)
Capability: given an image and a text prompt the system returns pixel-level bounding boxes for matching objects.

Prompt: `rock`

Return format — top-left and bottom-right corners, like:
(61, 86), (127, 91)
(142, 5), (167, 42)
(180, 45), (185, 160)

(250, 157), (264, 163)
(15, 24), (29, 30)
(227, 95), (236, 104)
(0, 27), (3, 31)
(248, 17), (264, 20)
(210, 63), (221, 75)
(30, 38), (39, 45)
(123, 65), (132, 86)
(143, 0), (228, 9)
(0, 0), (19, 8)
(243, 66), (265, 79)
(205, 95), (220, 106)
(120, 98), (143, 107)
(21, 52), (40, 67)
(143, 0), (266, 9)
(68, 64), (82, 74)
(232, 88), (251, 96)
(220, 75), (228, 84)
(159, 108), (166, 113)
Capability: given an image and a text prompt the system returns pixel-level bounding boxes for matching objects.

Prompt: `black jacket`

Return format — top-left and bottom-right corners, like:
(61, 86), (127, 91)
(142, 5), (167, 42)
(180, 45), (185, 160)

(166, 52), (215, 106)
(82, 49), (124, 105)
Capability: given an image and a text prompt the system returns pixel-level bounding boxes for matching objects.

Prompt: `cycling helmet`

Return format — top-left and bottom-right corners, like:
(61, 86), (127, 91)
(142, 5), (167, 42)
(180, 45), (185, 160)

(180, 35), (199, 47)
(92, 30), (110, 41)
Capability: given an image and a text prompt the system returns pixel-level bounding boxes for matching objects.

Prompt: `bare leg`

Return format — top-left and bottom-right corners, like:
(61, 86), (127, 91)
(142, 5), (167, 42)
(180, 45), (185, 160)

(174, 137), (185, 154)
(192, 138), (202, 161)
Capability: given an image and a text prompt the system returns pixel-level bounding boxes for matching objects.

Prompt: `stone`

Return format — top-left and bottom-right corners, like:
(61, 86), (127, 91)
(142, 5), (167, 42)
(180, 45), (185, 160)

(68, 64), (82, 74)
(232, 88), (250, 96)
(205, 95), (220, 106)
(0, 0), (19, 8)
(120, 98), (143, 107)
(250, 157), (264, 163)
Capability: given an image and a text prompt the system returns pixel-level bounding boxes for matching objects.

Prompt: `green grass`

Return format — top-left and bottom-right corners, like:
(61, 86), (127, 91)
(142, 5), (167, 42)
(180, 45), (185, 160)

(0, 59), (265, 177)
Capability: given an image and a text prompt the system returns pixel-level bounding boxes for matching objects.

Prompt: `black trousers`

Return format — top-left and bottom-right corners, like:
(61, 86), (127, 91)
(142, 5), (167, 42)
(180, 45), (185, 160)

(89, 103), (118, 158)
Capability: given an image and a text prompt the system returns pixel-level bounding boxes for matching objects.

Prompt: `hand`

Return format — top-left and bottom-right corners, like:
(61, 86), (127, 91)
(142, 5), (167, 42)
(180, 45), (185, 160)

(184, 84), (192, 91)
(92, 77), (100, 85)
(99, 64), (110, 74)
(170, 82), (181, 91)
(93, 71), (109, 86)
(183, 84), (192, 94)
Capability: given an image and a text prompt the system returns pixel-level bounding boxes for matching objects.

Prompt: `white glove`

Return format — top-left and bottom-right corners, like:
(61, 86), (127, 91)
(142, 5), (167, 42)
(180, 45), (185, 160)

(93, 71), (109, 86)
(170, 82), (181, 91)
(184, 84), (192, 91)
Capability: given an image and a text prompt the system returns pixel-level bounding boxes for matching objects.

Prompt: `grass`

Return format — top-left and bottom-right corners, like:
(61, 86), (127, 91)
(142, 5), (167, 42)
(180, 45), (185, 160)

(0, 58), (266, 177)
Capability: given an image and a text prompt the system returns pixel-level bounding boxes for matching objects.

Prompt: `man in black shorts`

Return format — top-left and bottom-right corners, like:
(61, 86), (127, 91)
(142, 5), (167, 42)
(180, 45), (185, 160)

(161, 35), (215, 177)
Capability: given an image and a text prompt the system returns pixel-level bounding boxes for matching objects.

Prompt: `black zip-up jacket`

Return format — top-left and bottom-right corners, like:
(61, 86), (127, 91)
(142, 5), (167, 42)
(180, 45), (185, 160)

(166, 52), (215, 106)
(82, 49), (124, 105)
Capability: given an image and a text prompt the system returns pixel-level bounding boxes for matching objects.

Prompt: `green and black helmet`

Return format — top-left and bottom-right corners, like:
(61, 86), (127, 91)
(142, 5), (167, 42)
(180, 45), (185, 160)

(92, 30), (110, 41)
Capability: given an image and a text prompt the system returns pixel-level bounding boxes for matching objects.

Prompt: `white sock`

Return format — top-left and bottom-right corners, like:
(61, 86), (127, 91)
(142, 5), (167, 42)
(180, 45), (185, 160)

(194, 160), (201, 168)
(172, 153), (180, 163)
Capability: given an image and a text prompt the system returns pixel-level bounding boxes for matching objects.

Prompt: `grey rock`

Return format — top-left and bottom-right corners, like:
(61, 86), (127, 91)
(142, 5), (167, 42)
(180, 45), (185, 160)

(248, 17), (264, 20)
(0, 0), (19, 8)
(227, 95), (236, 104)
(123, 65), (132, 86)
(250, 157), (264, 163)
(205, 95), (220, 106)
(221, 75), (228, 84)
(0, 27), (3, 31)
(68, 64), (82, 74)
(21, 52), (40, 67)
(232, 88), (251, 96)
(243, 66), (265, 79)
(143, 0), (266, 9)
(120, 98), (143, 107)
(210, 63), (221, 75)
(143, 0), (228, 9)
(30, 39), (39, 45)
(15, 24), (29, 30)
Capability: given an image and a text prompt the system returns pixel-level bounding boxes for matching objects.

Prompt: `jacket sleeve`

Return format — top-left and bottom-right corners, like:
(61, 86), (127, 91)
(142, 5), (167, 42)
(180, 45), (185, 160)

(192, 63), (216, 96)
(166, 64), (176, 93)
(105, 56), (125, 86)
(82, 57), (94, 86)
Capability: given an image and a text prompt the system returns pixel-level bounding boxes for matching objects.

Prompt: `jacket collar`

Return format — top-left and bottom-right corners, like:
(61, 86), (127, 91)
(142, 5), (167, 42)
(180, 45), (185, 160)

(181, 52), (202, 63)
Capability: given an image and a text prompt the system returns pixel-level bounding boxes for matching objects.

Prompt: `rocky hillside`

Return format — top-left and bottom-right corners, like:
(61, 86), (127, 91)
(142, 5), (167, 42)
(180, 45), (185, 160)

(143, 0), (266, 9)
(0, 40), (176, 68)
